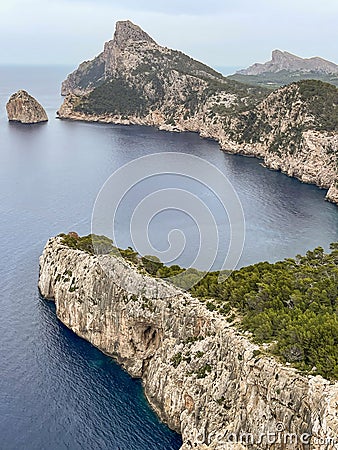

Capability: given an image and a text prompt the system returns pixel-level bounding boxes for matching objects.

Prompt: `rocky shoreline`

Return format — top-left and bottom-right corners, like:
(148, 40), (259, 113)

(39, 237), (338, 449)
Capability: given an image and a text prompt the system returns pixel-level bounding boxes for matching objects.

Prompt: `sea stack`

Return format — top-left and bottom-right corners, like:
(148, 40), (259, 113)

(6, 90), (48, 124)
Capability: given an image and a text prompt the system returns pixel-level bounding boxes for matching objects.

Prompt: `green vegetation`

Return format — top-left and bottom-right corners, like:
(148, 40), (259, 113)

(298, 80), (338, 131)
(196, 363), (212, 379)
(141, 255), (163, 276)
(230, 80), (338, 153)
(269, 125), (303, 155)
(60, 233), (338, 379)
(118, 247), (139, 264)
(171, 352), (183, 368)
(75, 77), (149, 116)
(191, 244), (338, 379)
(60, 233), (114, 255)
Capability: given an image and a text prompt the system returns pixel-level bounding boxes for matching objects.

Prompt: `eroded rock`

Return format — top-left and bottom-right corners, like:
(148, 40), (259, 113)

(6, 90), (48, 124)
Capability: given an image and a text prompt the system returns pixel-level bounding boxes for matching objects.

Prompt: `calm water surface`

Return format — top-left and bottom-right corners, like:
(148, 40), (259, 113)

(0, 66), (337, 449)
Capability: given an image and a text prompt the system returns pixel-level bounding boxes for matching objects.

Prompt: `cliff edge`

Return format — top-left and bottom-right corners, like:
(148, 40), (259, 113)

(6, 90), (48, 124)
(39, 237), (338, 449)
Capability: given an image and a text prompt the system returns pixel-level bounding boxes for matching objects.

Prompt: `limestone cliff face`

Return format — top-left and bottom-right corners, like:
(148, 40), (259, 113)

(6, 90), (48, 124)
(39, 237), (338, 449)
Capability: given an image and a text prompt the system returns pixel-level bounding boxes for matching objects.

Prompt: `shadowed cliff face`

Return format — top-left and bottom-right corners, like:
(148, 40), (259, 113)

(58, 21), (337, 206)
(39, 237), (338, 450)
(6, 90), (48, 124)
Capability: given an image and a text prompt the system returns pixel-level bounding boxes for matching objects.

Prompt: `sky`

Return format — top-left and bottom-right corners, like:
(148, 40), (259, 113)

(0, 0), (337, 71)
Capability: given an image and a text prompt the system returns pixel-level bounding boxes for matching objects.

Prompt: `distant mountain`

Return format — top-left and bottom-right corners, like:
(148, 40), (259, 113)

(58, 21), (338, 204)
(237, 50), (338, 75)
(229, 50), (338, 88)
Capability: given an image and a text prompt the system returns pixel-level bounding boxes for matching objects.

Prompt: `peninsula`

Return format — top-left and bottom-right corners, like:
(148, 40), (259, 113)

(57, 20), (338, 204)
(39, 235), (338, 450)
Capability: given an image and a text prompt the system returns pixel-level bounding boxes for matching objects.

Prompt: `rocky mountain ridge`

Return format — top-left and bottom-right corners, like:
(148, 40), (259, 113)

(6, 90), (48, 124)
(237, 50), (338, 76)
(39, 236), (338, 450)
(58, 21), (338, 205)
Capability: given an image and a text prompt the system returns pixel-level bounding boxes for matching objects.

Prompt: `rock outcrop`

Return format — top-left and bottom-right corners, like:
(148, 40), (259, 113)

(6, 90), (48, 124)
(237, 50), (338, 76)
(57, 21), (337, 205)
(39, 236), (338, 450)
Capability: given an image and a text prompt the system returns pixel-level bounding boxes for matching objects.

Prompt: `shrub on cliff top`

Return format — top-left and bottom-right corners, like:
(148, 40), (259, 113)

(60, 233), (114, 255)
(191, 243), (338, 379)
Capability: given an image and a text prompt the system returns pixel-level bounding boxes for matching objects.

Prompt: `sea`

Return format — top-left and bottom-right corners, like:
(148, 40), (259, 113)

(0, 65), (337, 449)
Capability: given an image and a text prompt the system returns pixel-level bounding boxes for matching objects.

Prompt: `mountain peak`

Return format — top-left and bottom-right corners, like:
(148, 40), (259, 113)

(237, 50), (338, 75)
(271, 49), (298, 60)
(113, 20), (157, 48)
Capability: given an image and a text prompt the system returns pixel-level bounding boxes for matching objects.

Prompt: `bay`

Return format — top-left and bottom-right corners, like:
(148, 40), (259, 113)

(0, 65), (336, 449)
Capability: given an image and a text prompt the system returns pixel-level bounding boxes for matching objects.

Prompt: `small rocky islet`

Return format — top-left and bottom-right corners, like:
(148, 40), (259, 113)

(6, 90), (48, 124)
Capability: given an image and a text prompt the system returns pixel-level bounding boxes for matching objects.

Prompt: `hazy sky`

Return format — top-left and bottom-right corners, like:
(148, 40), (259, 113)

(0, 0), (337, 71)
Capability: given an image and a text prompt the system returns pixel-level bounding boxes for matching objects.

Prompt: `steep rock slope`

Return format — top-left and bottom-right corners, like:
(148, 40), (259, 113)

(58, 21), (338, 204)
(6, 90), (48, 124)
(39, 237), (338, 450)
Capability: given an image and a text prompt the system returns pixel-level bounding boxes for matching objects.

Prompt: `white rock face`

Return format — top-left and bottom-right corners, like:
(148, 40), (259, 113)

(39, 237), (338, 450)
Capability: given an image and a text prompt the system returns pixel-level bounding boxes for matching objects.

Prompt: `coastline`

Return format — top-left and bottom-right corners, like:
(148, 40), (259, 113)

(56, 103), (338, 206)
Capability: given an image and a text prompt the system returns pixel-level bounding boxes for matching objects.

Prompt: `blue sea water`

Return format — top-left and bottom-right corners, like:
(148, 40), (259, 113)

(0, 66), (337, 449)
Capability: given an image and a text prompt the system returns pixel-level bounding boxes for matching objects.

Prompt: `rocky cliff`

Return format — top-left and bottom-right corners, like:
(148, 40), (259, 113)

(39, 237), (338, 449)
(6, 90), (48, 124)
(57, 21), (338, 205)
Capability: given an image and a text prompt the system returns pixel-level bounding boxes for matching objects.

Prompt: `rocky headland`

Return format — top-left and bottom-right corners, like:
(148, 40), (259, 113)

(39, 236), (338, 449)
(6, 90), (48, 124)
(57, 21), (337, 205)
